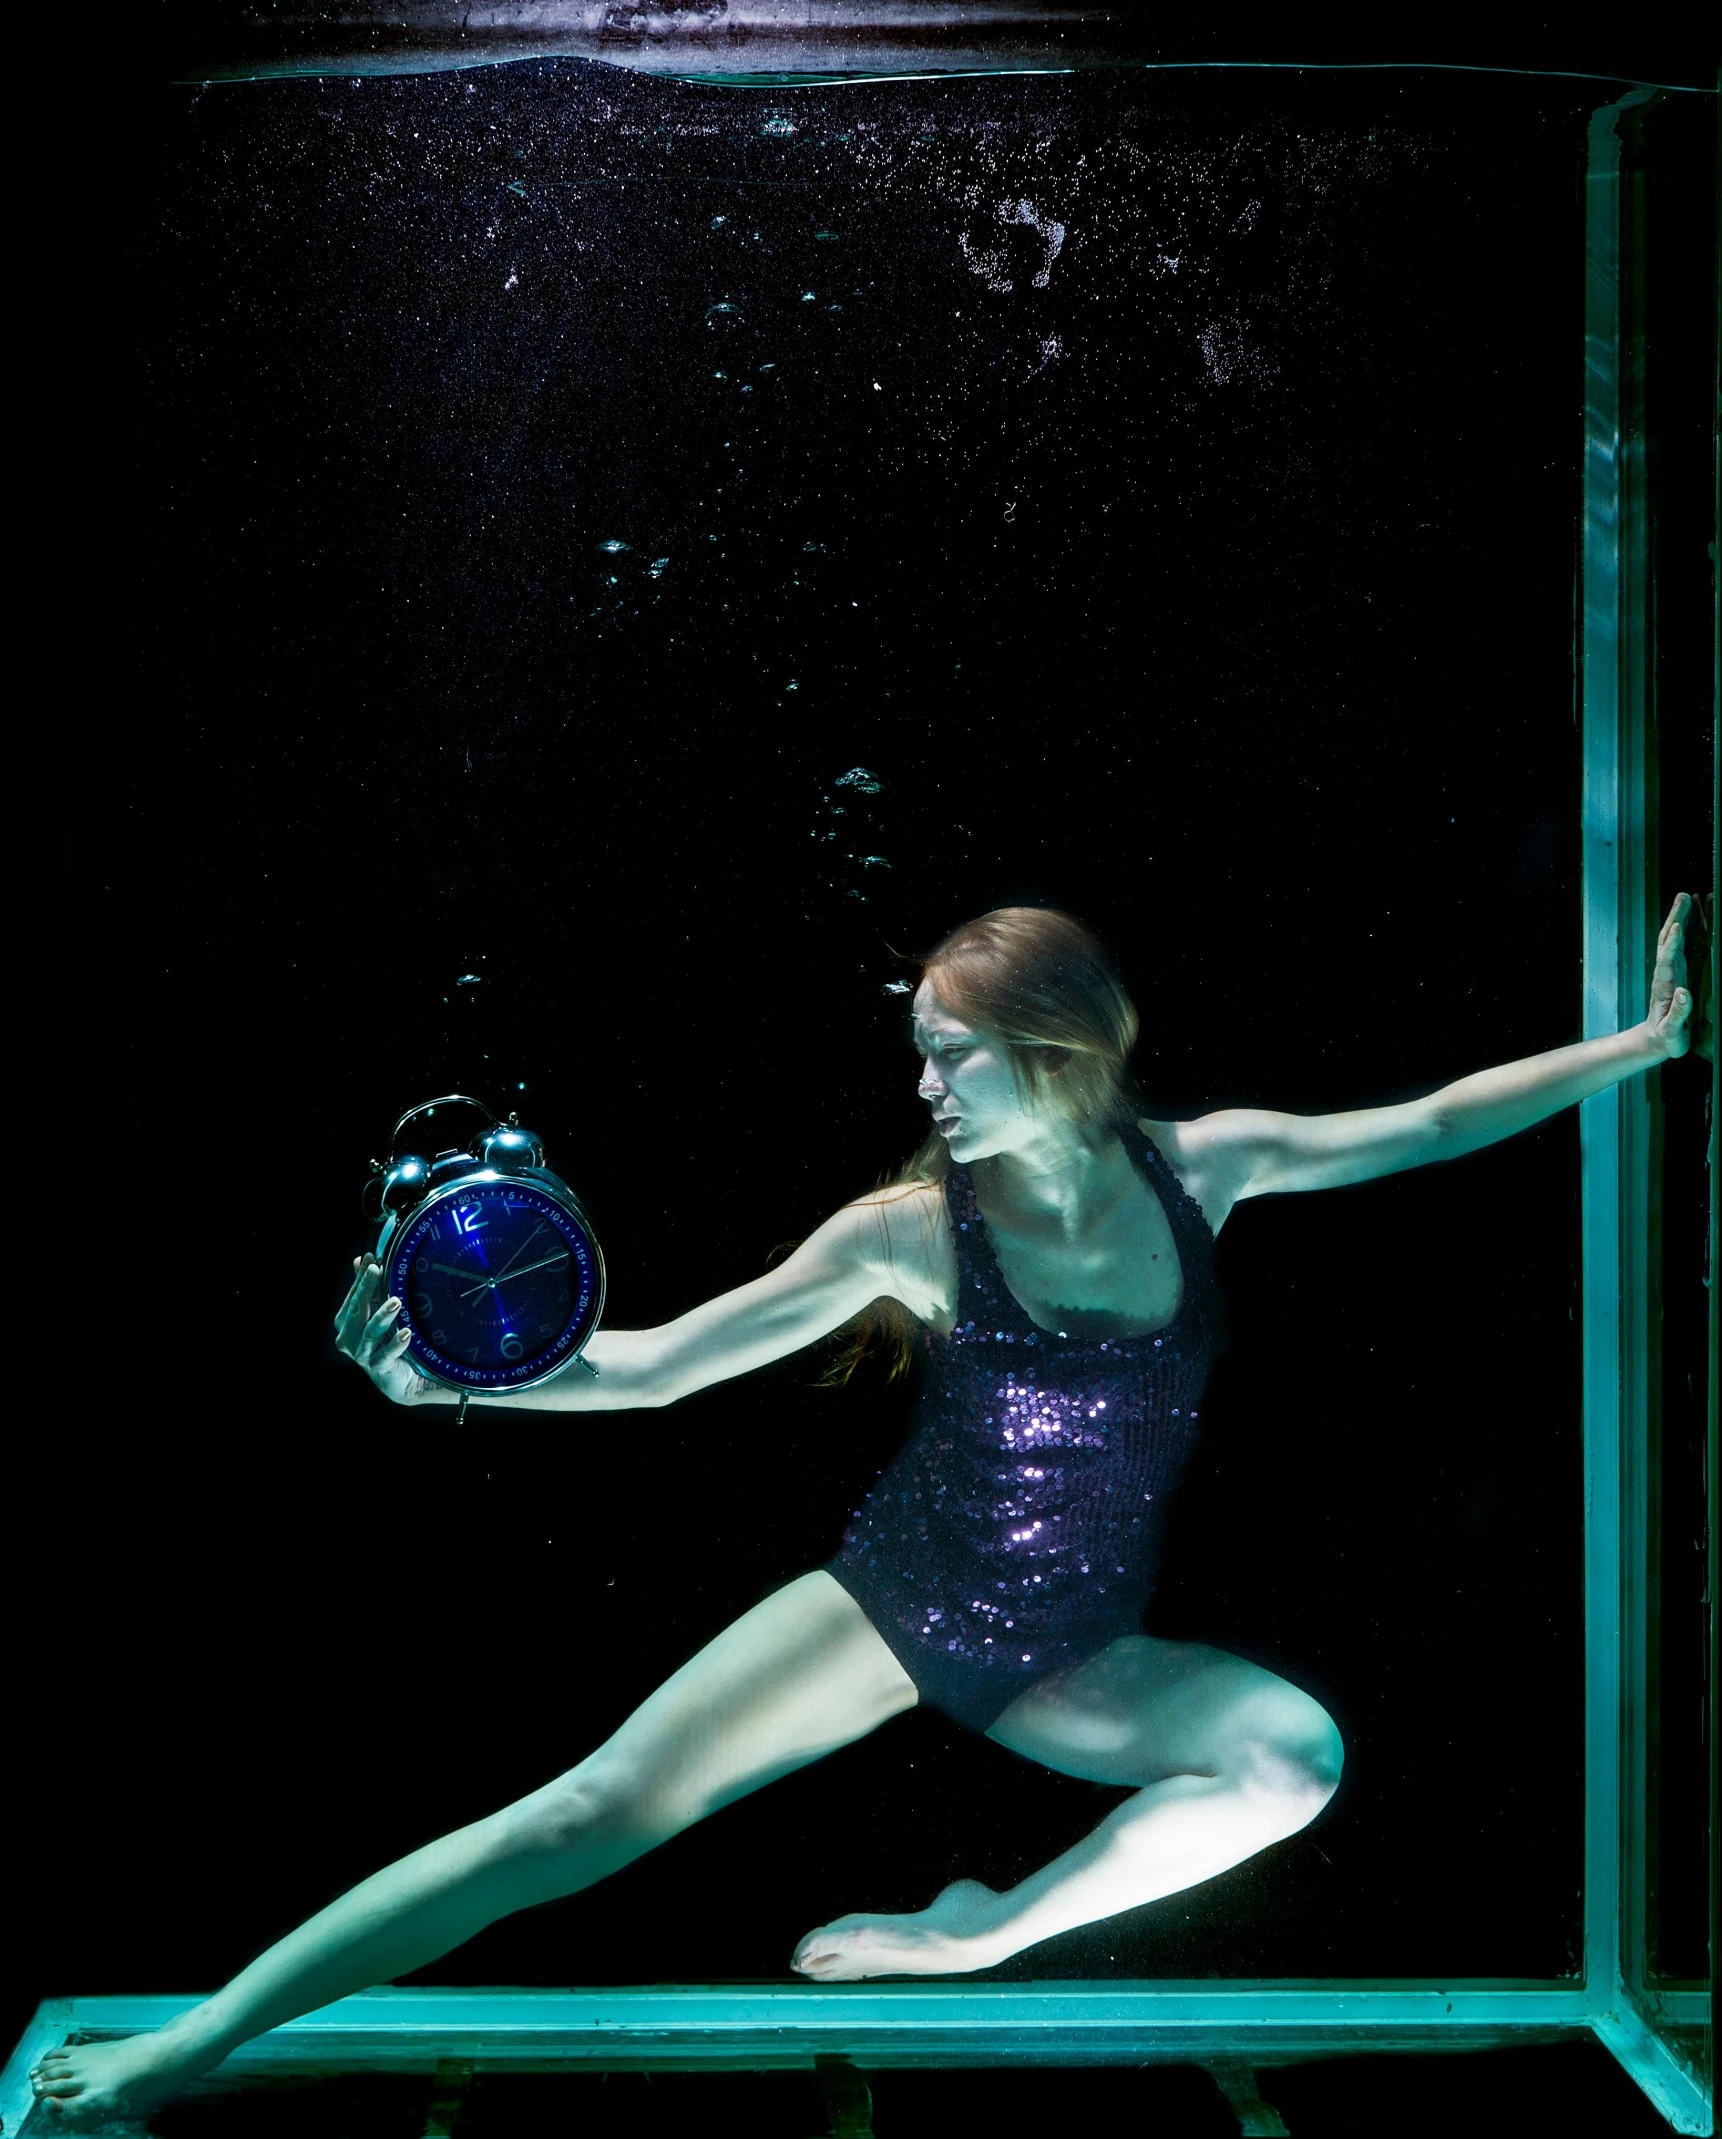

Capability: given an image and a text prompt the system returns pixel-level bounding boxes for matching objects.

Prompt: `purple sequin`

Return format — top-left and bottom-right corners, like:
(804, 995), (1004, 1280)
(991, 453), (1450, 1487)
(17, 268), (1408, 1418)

(826, 1123), (1218, 1732)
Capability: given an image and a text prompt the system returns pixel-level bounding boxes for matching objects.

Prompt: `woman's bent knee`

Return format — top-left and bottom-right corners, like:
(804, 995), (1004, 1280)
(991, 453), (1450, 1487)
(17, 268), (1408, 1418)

(1231, 1696), (1344, 1823)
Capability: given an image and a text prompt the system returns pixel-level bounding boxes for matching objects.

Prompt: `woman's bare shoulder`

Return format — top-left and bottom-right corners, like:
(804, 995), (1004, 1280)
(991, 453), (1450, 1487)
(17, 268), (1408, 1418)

(848, 1177), (950, 1251)
(846, 1179), (954, 1313)
(1136, 1115), (1237, 1235)
(1137, 1114), (1199, 1163)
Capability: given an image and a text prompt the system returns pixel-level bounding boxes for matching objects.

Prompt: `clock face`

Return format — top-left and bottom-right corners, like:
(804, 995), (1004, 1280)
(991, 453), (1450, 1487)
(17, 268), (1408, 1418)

(387, 1177), (602, 1391)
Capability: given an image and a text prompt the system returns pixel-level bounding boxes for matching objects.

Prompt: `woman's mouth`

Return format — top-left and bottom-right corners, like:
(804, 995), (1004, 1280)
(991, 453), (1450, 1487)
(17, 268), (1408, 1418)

(935, 1116), (961, 1136)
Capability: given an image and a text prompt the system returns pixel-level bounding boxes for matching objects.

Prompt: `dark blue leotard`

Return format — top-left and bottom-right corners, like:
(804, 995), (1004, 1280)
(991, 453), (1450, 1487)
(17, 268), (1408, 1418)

(826, 1120), (1220, 1733)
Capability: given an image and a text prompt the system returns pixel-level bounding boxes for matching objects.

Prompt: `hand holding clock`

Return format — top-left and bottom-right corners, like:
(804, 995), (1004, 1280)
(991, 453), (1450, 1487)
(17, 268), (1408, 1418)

(334, 1257), (449, 1406)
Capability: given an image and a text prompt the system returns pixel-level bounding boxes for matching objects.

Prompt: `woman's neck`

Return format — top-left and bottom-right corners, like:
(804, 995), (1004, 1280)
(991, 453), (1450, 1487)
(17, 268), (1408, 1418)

(971, 1125), (1136, 1240)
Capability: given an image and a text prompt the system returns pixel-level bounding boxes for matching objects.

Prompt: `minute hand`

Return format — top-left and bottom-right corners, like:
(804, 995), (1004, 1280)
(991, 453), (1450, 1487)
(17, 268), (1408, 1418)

(456, 1252), (570, 1299)
(430, 1258), (558, 1298)
(484, 1253), (571, 1289)
(446, 1222), (553, 1301)
(483, 1222), (552, 1288)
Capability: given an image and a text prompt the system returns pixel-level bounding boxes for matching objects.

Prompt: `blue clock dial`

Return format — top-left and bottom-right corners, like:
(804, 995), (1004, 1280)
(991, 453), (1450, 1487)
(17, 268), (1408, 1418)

(386, 1177), (602, 1391)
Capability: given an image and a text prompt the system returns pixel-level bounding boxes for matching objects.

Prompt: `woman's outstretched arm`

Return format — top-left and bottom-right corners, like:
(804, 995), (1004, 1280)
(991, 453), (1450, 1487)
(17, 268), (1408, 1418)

(1171, 890), (1709, 1208)
(336, 1186), (942, 1414)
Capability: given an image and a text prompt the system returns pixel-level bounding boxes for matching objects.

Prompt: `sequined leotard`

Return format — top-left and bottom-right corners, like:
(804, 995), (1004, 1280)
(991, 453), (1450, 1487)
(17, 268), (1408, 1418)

(826, 1121), (1220, 1733)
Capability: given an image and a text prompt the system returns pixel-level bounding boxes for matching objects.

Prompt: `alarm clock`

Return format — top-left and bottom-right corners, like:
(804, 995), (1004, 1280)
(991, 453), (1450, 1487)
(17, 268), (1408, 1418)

(364, 1094), (604, 1402)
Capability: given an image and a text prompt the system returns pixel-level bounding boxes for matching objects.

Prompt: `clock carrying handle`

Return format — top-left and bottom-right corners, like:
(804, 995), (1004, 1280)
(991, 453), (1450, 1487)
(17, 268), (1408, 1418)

(388, 1093), (500, 1161)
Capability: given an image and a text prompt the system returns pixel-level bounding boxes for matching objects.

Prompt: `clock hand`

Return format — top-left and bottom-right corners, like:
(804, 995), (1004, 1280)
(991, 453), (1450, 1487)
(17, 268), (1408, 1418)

(485, 1252), (572, 1289)
(453, 1223), (559, 1300)
(487, 1223), (552, 1285)
(410, 1260), (507, 1300)
(442, 1249), (571, 1302)
(429, 1260), (506, 1302)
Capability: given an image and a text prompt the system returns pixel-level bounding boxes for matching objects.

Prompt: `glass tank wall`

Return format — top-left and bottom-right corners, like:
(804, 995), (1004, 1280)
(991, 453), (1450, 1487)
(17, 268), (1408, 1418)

(23, 41), (1712, 2092)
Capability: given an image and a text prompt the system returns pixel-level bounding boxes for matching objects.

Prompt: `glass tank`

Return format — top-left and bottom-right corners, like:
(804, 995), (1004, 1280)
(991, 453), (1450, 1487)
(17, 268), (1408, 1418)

(7, 15), (1713, 2136)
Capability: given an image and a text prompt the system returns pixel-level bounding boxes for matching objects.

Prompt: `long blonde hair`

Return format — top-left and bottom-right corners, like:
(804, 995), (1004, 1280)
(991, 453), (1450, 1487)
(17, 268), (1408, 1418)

(819, 906), (1143, 1385)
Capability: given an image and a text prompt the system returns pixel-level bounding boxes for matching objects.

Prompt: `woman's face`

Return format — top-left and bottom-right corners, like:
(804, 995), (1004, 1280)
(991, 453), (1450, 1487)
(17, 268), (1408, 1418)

(912, 982), (1053, 1165)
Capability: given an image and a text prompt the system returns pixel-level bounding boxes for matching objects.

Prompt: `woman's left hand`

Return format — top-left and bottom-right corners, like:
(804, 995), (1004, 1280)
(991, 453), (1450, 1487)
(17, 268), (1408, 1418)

(1645, 891), (1713, 1063)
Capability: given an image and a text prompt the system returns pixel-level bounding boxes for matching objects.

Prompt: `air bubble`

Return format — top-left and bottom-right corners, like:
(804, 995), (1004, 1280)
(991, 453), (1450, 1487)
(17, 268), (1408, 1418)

(597, 539), (630, 554)
(835, 767), (882, 794)
(861, 855), (890, 869)
(882, 980), (911, 996)
(456, 974), (481, 986)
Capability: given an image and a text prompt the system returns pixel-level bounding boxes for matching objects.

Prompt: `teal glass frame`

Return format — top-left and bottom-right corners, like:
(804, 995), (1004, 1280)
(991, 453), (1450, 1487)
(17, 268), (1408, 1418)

(4, 74), (1713, 2138)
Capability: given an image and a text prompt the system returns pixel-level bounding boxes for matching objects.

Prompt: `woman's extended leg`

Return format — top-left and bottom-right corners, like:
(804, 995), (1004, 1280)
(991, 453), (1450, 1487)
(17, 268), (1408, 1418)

(32, 1571), (915, 2126)
(791, 1634), (1342, 1980)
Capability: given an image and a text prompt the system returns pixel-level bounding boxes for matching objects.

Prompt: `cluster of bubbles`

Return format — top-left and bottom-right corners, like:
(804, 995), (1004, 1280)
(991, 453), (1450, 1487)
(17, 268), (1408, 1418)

(596, 536), (671, 582)
(802, 766), (913, 997)
(810, 766), (890, 915)
(435, 958), (523, 1091)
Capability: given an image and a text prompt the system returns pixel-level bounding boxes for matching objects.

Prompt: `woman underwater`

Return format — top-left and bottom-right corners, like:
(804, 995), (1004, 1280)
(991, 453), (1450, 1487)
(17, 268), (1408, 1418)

(33, 896), (1710, 2124)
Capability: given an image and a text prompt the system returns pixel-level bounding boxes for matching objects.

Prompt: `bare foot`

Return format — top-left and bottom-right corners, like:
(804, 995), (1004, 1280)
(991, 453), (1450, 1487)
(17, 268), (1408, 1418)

(790, 1877), (1009, 1981)
(29, 2027), (224, 2129)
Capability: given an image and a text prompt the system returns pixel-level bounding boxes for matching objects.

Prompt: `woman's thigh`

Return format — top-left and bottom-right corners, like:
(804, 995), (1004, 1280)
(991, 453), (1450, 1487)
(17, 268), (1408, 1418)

(537, 1571), (917, 1835)
(985, 1633), (1339, 1789)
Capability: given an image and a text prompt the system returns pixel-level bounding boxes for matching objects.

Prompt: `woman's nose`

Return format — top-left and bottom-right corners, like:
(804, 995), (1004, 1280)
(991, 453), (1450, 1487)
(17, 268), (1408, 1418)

(917, 1063), (945, 1100)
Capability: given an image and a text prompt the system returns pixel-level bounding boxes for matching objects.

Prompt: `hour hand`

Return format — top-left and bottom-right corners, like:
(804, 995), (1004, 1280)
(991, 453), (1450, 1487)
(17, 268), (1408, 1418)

(426, 1262), (500, 1301)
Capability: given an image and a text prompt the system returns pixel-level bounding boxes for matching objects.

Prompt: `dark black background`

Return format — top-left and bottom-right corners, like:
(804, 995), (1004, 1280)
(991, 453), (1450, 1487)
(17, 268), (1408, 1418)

(16, 50), (1713, 2062)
